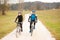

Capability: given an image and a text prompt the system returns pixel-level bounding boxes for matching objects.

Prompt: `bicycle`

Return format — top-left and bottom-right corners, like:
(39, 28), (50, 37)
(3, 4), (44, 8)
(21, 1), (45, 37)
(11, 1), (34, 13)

(16, 22), (21, 38)
(30, 22), (34, 36)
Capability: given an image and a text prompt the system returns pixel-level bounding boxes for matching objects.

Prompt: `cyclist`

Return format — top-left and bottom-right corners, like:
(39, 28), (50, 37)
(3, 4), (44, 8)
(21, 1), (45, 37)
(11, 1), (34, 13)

(15, 11), (23, 32)
(28, 10), (37, 33)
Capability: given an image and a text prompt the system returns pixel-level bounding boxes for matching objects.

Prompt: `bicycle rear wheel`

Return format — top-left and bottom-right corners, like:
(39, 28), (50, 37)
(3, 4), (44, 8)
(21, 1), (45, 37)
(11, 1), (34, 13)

(31, 23), (34, 36)
(16, 24), (21, 38)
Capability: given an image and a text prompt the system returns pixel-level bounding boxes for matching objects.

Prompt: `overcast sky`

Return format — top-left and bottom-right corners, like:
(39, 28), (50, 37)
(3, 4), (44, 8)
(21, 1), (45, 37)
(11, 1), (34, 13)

(8, 0), (60, 4)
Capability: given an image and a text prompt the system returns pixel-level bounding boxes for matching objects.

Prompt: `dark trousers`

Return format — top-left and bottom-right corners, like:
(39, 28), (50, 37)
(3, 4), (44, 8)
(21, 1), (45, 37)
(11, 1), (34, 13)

(30, 20), (36, 31)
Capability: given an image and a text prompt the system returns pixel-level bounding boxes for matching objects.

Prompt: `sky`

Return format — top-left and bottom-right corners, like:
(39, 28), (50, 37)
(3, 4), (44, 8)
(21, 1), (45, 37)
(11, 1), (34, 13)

(8, 0), (60, 4)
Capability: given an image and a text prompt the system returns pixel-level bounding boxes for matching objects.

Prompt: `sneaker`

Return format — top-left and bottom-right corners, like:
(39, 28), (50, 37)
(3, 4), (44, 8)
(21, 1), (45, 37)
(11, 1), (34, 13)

(29, 30), (31, 33)
(21, 29), (23, 32)
(33, 26), (35, 29)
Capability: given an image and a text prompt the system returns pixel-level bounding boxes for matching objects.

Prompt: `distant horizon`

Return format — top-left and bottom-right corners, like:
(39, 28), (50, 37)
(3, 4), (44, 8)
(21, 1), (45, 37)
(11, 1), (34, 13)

(8, 0), (60, 4)
(24, 1), (60, 3)
(24, 0), (60, 3)
(8, 1), (60, 4)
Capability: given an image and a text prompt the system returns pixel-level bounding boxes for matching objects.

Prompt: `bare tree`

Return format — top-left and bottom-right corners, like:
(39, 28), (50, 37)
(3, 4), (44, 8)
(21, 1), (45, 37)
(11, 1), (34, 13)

(18, 0), (24, 11)
(0, 0), (9, 15)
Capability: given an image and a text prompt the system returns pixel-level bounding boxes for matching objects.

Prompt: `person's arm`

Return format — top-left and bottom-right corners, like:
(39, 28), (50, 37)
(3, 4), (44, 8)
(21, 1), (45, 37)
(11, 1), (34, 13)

(36, 16), (37, 20)
(28, 16), (31, 22)
(15, 16), (18, 22)
(35, 15), (37, 23)
(21, 15), (23, 22)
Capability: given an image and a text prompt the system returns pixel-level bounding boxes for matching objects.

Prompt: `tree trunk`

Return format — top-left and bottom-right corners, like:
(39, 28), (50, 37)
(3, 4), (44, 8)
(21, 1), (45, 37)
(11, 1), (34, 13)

(2, 10), (5, 15)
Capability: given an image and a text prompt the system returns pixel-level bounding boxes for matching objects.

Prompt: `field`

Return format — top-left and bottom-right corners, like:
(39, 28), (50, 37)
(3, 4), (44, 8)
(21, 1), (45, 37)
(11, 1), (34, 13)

(37, 9), (60, 40)
(0, 10), (30, 39)
(0, 9), (60, 40)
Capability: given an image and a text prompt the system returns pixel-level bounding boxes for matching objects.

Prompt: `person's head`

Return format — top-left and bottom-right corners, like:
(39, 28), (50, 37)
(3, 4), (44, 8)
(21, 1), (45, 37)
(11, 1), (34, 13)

(18, 11), (22, 15)
(32, 10), (36, 14)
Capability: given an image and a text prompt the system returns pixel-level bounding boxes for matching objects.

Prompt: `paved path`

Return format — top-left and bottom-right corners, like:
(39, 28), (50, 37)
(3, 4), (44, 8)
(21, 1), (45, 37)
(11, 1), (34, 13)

(1, 14), (55, 40)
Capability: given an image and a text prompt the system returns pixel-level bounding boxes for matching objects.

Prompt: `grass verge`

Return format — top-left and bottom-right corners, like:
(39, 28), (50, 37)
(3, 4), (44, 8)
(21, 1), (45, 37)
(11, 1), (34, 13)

(37, 9), (60, 40)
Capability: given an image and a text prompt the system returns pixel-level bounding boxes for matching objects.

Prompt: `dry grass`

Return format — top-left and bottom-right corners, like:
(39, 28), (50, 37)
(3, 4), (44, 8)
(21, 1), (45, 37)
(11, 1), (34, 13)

(36, 9), (60, 40)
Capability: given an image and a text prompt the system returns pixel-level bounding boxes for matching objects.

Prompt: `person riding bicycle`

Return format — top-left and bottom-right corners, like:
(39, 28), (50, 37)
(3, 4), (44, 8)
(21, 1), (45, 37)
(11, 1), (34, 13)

(15, 11), (23, 32)
(28, 10), (37, 33)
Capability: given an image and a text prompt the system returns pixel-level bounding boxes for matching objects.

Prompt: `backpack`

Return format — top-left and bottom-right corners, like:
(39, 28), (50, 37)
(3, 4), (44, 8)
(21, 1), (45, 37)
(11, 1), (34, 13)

(30, 14), (36, 21)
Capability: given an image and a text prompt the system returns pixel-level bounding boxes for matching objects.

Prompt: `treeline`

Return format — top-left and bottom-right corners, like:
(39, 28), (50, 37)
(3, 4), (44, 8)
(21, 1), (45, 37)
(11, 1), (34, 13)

(10, 1), (60, 10)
